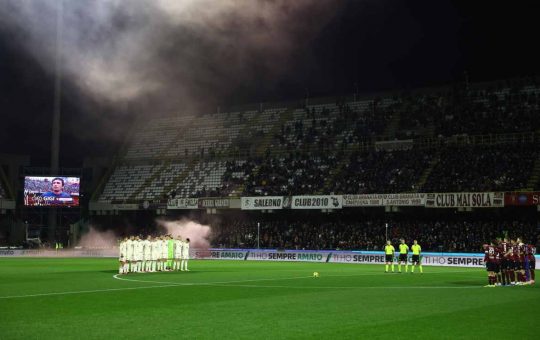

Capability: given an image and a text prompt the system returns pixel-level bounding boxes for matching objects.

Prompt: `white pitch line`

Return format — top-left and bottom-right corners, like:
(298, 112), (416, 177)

(200, 283), (482, 289)
(0, 284), (181, 300)
(113, 269), (474, 285)
(0, 270), (482, 300)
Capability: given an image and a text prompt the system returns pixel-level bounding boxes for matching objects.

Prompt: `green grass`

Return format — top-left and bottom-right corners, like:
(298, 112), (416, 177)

(0, 258), (539, 339)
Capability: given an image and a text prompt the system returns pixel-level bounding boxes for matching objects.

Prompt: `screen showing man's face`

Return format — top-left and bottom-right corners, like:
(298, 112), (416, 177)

(52, 180), (63, 194)
(24, 176), (80, 207)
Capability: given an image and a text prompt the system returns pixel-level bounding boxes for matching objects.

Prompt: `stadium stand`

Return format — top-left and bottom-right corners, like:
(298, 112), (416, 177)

(96, 78), (540, 202)
(422, 144), (538, 192)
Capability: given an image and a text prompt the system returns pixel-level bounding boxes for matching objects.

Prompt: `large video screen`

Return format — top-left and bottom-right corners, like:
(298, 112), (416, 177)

(24, 176), (80, 207)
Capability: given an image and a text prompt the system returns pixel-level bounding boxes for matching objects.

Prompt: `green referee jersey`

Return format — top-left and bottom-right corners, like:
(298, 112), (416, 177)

(411, 244), (421, 255)
(399, 244), (409, 254)
(384, 245), (395, 255)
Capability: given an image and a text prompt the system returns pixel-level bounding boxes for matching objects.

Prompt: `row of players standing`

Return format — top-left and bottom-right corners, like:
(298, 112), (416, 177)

(119, 235), (190, 274)
(483, 237), (536, 287)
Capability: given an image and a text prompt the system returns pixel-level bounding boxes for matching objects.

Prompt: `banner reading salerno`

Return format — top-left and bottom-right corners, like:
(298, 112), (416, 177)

(241, 196), (284, 210)
(342, 193), (426, 207)
(425, 192), (504, 208)
(167, 198), (199, 210)
(291, 195), (342, 209)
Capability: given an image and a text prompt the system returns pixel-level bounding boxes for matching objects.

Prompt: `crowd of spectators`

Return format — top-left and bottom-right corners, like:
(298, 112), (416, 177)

(211, 80), (540, 197)
(105, 77), (540, 201)
(388, 78), (540, 138)
(217, 141), (535, 196)
(211, 217), (539, 253)
(422, 144), (537, 192)
(332, 148), (430, 194)
(434, 84), (540, 137)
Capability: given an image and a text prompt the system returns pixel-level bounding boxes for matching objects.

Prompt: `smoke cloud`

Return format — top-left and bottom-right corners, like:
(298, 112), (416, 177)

(0, 0), (342, 113)
(77, 226), (118, 248)
(156, 218), (211, 249)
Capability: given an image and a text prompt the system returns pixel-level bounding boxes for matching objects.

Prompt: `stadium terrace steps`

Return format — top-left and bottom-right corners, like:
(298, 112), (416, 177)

(524, 154), (540, 190)
(322, 152), (356, 194)
(0, 166), (12, 199)
(257, 108), (293, 155)
(174, 161), (226, 198)
(127, 125), (196, 200)
(163, 159), (199, 199)
(100, 165), (157, 202)
(128, 161), (171, 201)
(425, 122), (436, 138)
(415, 154), (440, 193)
(382, 109), (401, 140)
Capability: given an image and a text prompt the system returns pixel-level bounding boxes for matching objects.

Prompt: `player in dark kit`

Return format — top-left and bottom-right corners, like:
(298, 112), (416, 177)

(483, 242), (499, 287)
(512, 238), (523, 285)
(516, 238), (527, 285)
(498, 238), (510, 286)
(507, 240), (518, 285)
(527, 244), (536, 284)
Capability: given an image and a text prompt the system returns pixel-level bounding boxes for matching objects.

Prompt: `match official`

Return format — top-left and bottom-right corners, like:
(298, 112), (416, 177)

(398, 239), (409, 273)
(384, 240), (395, 273)
(411, 240), (423, 273)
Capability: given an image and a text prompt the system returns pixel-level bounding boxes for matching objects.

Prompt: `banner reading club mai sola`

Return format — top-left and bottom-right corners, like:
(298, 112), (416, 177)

(343, 193), (426, 207)
(241, 196), (284, 210)
(425, 192), (504, 208)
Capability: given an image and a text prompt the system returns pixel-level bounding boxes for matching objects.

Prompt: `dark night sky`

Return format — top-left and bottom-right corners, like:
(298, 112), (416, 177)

(0, 0), (538, 167)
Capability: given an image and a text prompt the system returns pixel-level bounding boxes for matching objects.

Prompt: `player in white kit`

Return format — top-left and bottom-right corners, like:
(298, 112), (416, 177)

(181, 238), (190, 271)
(118, 237), (128, 274)
(173, 236), (183, 271)
(142, 235), (152, 272)
(125, 236), (135, 273)
(151, 236), (160, 272)
(161, 236), (170, 271)
(133, 236), (143, 273)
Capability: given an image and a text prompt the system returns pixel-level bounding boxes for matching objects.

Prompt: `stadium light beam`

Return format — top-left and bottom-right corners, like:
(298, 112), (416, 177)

(48, 0), (63, 243)
(51, 0), (63, 174)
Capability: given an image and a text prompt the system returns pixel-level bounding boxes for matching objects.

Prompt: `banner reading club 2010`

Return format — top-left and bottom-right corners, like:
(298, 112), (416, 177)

(291, 195), (342, 209)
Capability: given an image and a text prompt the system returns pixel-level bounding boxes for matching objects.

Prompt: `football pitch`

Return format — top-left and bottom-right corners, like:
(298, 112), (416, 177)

(1, 258), (539, 339)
